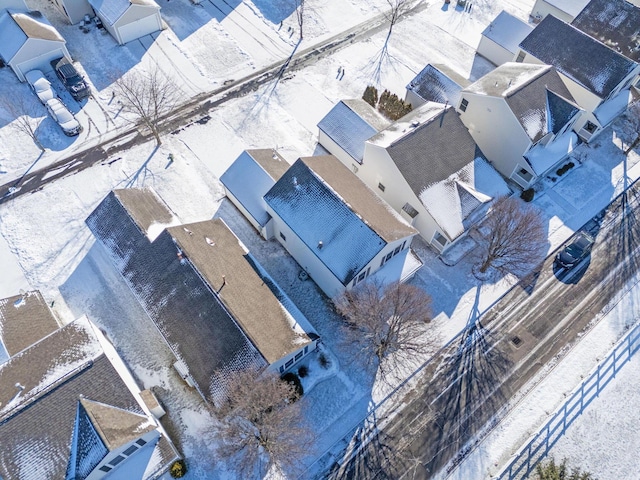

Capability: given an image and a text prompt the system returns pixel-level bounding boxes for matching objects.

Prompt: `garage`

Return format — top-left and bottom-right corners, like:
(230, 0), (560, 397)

(89, 0), (162, 45)
(0, 11), (72, 82)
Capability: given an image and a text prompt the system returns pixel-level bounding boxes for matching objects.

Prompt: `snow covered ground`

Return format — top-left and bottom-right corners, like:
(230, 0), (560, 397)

(2, 0), (640, 477)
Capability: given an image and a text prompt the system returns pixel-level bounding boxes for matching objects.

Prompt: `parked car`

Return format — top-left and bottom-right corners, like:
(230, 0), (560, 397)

(555, 231), (595, 269)
(50, 58), (90, 101)
(25, 70), (56, 104)
(45, 98), (82, 136)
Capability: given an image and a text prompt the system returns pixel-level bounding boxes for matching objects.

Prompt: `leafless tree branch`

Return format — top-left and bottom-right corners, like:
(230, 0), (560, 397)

(216, 368), (311, 477)
(113, 64), (182, 146)
(474, 196), (547, 277)
(2, 96), (45, 151)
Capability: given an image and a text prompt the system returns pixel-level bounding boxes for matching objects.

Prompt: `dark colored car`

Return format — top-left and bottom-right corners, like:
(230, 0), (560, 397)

(51, 58), (90, 101)
(555, 231), (595, 269)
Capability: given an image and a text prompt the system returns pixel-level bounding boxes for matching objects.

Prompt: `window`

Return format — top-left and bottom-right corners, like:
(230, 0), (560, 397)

(459, 98), (469, 112)
(358, 271), (366, 282)
(304, 345), (308, 354)
(279, 365), (284, 373)
(386, 252), (393, 262)
(393, 245), (401, 255)
(584, 121), (597, 133)
(401, 241), (406, 250)
(515, 51), (526, 63)
(433, 232), (448, 248)
(402, 202), (419, 218)
(136, 439), (147, 447)
(123, 445), (138, 456)
(516, 168), (533, 182)
(285, 358), (294, 368)
(279, 231), (286, 241)
(378, 182), (386, 192)
(110, 455), (126, 467)
(295, 351), (304, 361)
(99, 466), (113, 473)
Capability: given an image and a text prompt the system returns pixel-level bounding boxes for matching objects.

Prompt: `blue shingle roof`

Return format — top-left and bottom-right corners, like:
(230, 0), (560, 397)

(547, 89), (580, 134)
(264, 159), (385, 285)
(317, 101), (378, 164)
(407, 64), (465, 106)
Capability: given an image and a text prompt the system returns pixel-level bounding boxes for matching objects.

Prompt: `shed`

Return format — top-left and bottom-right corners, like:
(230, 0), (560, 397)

(88, 0), (162, 45)
(477, 10), (533, 66)
(0, 10), (72, 81)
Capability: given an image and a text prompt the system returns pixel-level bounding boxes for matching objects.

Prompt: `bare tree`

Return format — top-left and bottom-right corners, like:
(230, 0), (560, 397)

(217, 368), (310, 477)
(622, 100), (640, 156)
(334, 280), (438, 382)
(371, 0), (412, 83)
(113, 64), (182, 146)
(474, 196), (546, 277)
(2, 96), (45, 151)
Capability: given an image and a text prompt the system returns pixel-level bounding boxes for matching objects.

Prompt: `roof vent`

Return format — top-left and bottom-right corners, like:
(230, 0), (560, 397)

(411, 121), (420, 128)
(205, 237), (215, 246)
(318, 241), (323, 249)
(183, 227), (192, 235)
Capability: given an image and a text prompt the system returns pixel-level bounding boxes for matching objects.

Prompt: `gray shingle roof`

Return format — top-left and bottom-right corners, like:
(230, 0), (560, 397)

(519, 14), (638, 98)
(571, 0), (640, 62)
(265, 157), (415, 285)
(317, 100), (388, 163)
(406, 64), (469, 106)
(0, 317), (177, 480)
(0, 291), (58, 357)
(465, 63), (579, 142)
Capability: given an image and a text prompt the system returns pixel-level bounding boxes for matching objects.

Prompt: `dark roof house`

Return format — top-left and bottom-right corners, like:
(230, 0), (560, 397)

(0, 313), (179, 480)
(405, 64), (470, 108)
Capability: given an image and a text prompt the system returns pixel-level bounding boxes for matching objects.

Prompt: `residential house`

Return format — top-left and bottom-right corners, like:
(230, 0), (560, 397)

(0, 10), (72, 81)
(51, 0), (94, 25)
(0, 292), (179, 480)
(352, 102), (510, 252)
(86, 188), (318, 405)
(516, 14), (640, 142)
(88, 0), (162, 45)
(477, 10), (533, 67)
(529, 0), (588, 23)
(571, 0), (640, 64)
(404, 63), (470, 109)
(220, 149), (290, 239)
(317, 99), (390, 169)
(263, 155), (420, 297)
(458, 63), (582, 187)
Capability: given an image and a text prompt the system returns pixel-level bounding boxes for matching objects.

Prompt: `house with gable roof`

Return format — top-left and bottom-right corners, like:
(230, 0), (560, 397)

(220, 149), (290, 239)
(0, 10), (72, 81)
(317, 99), (390, 170)
(516, 14), (640, 142)
(404, 63), (470, 109)
(457, 62), (583, 187)
(88, 0), (162, 45)
(571, 0), (640, 64)
(477, 10), (533, 67)
(261, 155), (421, 297)
(347, 102), (511, 253)
(86, 188), (319, 405)
(0, 291), (180, 480)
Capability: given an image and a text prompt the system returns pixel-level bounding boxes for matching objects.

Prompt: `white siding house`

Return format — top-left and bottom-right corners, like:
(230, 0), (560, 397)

(516, 15), (640, 143)
(88, 0), (162, 45)
(529, 0), (588, 23)
(477, 10), (533, 66)
(264, 156), (419, 298)
(0, 11), (72, 81)
(51, 0), (94, 24)
(458, 63), (582, 187)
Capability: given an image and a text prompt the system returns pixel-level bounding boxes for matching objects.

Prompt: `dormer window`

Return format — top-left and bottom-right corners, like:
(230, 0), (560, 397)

(460, 98), (469, 112)
(516, 51), (526, 63)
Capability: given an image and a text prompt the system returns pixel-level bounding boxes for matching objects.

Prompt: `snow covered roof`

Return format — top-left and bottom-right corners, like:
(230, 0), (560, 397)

(0, 291), (58, 358)
(317, 99), (389, 163)
(465, 63), (580, 142)
(571, 0), (640, 63)
(89, 0), (158, 26)
(220, 149), (288, 227)
(593, 87), (635, 126)
(525, 130), (579, 175)
(0, 317), (177, 480)
(519, 15), (639, 98)
(0, 12), (28, 62)
(166, 219), (314, 364)
(264, 156), (416, 285)
(419, 158), (511, 240)
(10, 11), (64, 41)
(481, 10), (533, 53)
(114, 188), (180, 241)
(406, 63), (469, 106)
(368, 101), (446, 148)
